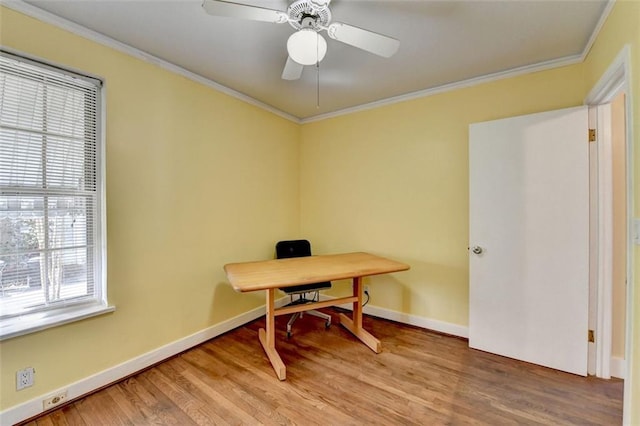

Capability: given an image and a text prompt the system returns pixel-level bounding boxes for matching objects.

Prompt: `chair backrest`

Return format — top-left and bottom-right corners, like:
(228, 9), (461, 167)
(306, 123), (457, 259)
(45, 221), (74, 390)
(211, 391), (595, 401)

(275, 240), (331, 292)
(276, 240), (312, 259)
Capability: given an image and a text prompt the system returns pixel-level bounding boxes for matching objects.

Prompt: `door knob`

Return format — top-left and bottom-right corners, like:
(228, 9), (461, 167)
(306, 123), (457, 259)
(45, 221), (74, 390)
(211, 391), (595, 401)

(471, 246), (483, 255)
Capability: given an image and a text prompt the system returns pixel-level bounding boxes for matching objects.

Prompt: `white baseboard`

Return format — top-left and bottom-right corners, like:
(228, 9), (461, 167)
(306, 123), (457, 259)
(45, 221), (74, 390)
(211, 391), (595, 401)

(1, 295), (467, 425)
(0, 297), (289, 426)
(611, 356), (626, 379)
(319, 294), (469, 338)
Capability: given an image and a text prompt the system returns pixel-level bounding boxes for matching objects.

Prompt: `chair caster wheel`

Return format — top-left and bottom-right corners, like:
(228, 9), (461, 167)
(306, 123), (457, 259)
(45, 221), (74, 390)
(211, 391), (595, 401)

(287, 331), (292, 339)
(325, 321), (331, 329)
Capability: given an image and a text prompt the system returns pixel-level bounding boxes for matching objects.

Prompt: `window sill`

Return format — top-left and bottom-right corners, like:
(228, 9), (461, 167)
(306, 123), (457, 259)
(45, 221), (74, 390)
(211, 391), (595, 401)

(0, 303), (116, 341)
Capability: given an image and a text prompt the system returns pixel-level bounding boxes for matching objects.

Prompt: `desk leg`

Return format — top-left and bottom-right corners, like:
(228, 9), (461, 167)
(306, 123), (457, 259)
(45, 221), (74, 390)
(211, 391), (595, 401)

(258, 288), (286, 380)
(339, 276), (382, 353)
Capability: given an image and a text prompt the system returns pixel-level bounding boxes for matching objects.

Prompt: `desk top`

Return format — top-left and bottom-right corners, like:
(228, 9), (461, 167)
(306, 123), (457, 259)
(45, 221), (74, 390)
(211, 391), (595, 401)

(224, 252), (410, 293)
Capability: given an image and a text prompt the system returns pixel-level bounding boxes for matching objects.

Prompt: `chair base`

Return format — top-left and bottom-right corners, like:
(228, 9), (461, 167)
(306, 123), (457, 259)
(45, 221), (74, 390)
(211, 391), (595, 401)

(286, 309), (331, 338)
(283, 290), (332, 338)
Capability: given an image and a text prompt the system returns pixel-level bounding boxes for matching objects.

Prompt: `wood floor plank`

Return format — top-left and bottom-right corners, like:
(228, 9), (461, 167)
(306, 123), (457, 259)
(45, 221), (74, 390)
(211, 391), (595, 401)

(180, 348), (295, 424)
(23, 311), (623, 425)
(73, 386), (132, 425)
(199, 341), (360, 425)
(104, 384), (153, 425)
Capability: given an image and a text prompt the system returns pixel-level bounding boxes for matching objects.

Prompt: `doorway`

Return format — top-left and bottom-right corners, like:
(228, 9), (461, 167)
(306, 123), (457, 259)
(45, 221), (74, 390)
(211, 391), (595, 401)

(584, 44), (633, 424)
(588, 92), (627, 379)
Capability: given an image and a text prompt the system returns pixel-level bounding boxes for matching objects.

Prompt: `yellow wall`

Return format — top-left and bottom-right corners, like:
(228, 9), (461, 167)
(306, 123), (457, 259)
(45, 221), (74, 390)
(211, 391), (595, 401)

(300, 65), (585, 326)
(0, 7), (300, 410)
(300, 1), (639, 421)
(1, 0), (639, 423)
(583, 1), (640, 422)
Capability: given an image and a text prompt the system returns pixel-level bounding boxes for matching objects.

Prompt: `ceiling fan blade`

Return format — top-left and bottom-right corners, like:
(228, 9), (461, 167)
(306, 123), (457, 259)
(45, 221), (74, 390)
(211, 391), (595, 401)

(202, 0), (288, 24)
(282, 57), (304, 80)
(327, 22), (400, 58)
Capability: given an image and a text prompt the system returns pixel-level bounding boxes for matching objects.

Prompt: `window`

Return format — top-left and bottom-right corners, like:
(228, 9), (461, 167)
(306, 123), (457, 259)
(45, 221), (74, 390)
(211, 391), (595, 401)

(0, 50), (111, 340)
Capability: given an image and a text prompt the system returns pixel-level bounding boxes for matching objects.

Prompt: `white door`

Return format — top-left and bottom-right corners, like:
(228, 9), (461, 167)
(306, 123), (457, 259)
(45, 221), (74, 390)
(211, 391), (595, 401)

(469, 106), (589, 376)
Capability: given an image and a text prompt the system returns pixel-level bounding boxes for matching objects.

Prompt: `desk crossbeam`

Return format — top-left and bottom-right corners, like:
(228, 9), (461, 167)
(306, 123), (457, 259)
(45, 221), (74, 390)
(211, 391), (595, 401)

(274, 296), (358, 317)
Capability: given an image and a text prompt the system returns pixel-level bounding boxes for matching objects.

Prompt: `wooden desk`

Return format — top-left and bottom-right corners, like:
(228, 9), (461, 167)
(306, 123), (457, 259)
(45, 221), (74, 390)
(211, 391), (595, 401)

(224, 252), (410, 380)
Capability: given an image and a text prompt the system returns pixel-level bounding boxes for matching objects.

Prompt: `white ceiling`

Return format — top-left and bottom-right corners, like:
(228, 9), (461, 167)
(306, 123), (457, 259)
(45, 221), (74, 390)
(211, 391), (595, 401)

(20, 0), (610, 121)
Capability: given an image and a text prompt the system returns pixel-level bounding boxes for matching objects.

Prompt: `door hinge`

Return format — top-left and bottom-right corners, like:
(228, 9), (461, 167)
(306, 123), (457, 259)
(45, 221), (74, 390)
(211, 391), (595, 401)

(588, 329), (595, 343)
(589, 129), (596, 142)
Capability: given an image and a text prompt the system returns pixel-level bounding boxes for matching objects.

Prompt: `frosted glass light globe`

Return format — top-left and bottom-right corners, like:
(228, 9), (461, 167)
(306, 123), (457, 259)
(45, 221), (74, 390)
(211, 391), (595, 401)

(287, 29), (328, 66)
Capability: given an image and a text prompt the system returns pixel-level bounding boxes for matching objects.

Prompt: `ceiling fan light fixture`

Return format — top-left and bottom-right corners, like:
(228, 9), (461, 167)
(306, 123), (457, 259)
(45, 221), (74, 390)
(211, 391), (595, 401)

(287, 29), (327, 66)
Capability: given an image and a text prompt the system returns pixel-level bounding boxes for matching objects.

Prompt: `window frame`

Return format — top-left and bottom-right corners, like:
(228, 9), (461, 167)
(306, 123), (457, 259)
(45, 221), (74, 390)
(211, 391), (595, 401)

(0, 49), (112, 341)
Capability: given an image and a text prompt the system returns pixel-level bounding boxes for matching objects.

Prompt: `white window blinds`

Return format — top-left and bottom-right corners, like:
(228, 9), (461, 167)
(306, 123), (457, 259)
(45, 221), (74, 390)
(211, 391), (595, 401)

(0, 51), (105, 324)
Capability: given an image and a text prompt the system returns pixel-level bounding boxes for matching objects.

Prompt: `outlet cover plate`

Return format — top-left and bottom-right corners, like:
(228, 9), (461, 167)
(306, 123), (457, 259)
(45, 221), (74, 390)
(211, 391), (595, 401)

(43, 391), (68, 410)
(16, 367), (34, 390)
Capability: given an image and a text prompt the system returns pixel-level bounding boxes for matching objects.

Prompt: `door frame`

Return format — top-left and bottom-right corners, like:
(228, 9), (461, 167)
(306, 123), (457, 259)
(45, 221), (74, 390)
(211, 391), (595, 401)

(584, 44), (633, 424)
(587, 103), (613, 378)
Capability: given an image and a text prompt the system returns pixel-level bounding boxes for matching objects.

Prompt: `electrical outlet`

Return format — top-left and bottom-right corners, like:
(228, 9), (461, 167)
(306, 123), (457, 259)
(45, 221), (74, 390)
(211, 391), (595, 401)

(43, 391), (68, 410)
(16, 367), (34, 390)
(364, 285), (370, 293)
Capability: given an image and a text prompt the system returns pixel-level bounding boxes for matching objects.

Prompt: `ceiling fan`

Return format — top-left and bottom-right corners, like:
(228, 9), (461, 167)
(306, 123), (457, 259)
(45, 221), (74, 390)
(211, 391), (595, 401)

(202, 0), (400, 80)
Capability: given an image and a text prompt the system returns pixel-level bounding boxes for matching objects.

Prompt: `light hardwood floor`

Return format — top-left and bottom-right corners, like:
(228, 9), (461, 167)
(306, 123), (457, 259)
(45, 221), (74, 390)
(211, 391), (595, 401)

(24, 310), (623, 425)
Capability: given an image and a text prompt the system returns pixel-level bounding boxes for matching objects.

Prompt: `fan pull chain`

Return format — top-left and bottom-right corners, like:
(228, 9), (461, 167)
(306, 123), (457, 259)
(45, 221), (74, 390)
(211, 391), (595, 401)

(316, 33), (320, 109)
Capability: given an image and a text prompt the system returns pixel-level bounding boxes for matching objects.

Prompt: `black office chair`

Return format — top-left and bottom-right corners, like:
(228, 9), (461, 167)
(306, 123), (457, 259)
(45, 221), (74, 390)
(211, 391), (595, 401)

(276, 239), (332, 338)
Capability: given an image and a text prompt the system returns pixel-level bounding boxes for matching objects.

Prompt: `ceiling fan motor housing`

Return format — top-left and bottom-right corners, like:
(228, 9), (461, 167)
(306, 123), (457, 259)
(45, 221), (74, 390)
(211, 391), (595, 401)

(287, 0), (332, 31)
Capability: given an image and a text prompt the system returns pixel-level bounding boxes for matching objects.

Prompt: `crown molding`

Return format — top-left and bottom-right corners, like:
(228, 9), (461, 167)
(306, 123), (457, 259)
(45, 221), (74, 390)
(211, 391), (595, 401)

(580, 0), (616, 61)
(301, 54), (583, 123)
(300, 0), (615, 123)
(0, 0), (301, 123)
(2, 0), (614, 125)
